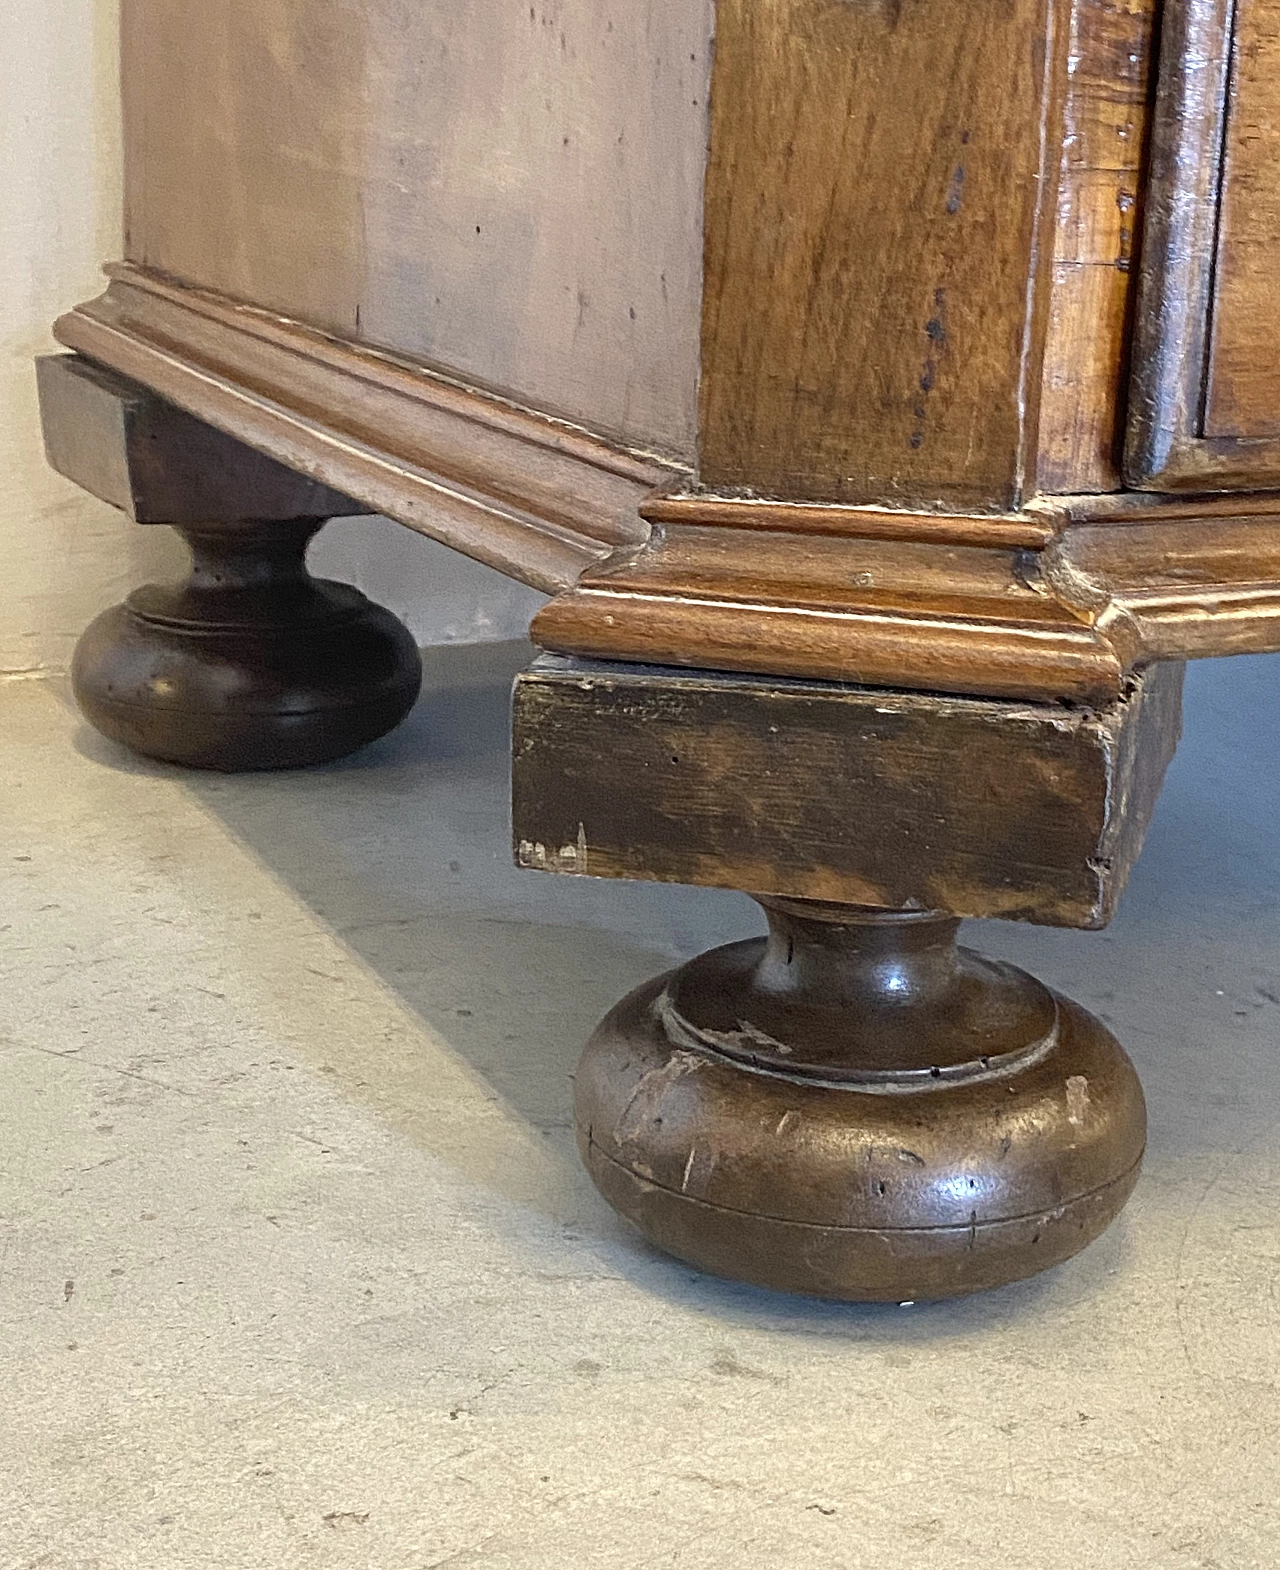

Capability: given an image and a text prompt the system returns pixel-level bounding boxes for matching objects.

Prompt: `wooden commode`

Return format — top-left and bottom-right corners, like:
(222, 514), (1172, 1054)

(38, 0), (1280, 1299)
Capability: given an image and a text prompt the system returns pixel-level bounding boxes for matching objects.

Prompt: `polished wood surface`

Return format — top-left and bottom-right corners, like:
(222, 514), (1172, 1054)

(700, 0), (1066, 509)
(531, 526), (1126, 703)
(576, 901), (1145, 1301)
(1203, 0), (1280, 438)
(1126, 0), (1280, 486)
(39, 356), (420, 770)
(122, 0), (712, 459)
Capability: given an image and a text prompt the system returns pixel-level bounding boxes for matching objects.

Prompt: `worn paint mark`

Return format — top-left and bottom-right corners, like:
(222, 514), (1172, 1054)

(910, 289), (949, 450)
(1066, 1074), (1090, 1126)
(614, 1051), (706, 1149)
(696, 1018), (794, 1058)
(516, 823), (588, 875)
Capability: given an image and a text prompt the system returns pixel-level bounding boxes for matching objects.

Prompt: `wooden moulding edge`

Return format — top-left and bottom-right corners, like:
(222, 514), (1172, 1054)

(53, 265), (686, 593)
(49, 267), (1280, 698)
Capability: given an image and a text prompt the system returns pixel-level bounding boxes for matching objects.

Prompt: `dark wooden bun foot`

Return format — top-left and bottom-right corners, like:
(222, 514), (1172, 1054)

(71, 519), (422, 771)
(575, 899), (1145, 1302)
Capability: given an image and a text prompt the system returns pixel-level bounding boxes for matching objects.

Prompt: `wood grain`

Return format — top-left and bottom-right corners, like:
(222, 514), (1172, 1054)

(1036, 0), (1155, 493)
(1043, 511), (1280, 661)
(1125, 0), (1280, 486)
(531, 526), (1124, 703)
(699, 0), (1069, 509)
(1203, 0), (1280, 438)
(56, 268), (679, 592)
(121, 0), (712, 459)
(641, 495), (1056, 550)
(512, 656), (1184, 928)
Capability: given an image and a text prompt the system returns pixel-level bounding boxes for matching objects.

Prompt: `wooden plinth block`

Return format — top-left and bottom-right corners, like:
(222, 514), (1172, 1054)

(513, 656), (1184, 927)
(513, 656), (1182, 1299)
(38, 355), (421, 770)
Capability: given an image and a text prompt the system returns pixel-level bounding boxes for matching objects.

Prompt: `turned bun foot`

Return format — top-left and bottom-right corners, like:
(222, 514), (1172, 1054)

(576, 899), (1145, 1302)
(72, 519), (422, 771)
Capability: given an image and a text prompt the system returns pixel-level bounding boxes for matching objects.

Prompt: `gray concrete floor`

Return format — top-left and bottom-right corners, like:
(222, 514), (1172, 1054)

(2, 643), (1279, 1569)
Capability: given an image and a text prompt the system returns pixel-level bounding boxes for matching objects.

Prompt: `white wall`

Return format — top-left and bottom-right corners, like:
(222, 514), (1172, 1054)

(0, 0), (545, 679)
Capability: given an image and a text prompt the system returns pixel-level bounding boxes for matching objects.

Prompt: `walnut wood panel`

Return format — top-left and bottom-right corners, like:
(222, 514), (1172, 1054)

(55, 268), (680, 593)
(1126, 0), (1280, 486)
(532, 525), (1126, 704)
(699, 0), (1069, 509)
(1035, 0), (1155, 493)
(121, 0), (712, 460)
(513, 656), (1184, 927)
(1203, 0), (1280, 438)
(533, 487), (1280, 700)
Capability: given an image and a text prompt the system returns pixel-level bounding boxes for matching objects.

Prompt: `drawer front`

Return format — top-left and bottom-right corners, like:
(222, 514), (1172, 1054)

(1127, 0), (1280, 487)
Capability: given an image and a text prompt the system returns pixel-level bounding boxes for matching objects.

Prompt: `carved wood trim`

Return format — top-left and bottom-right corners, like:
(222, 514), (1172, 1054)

(533, 500), (1280, 703)
(50, 269), (1280, 702)
(54, 266), (683, 593)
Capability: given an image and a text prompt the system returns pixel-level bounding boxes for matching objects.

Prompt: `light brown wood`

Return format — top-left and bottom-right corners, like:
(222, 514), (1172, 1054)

(699, 0), (1069, 510)
(56, 267), (679, 593)
(122, 0), (712, 460)
(531, 525), (1125, 703)
(1035, 0), (1155, 493)
(1125, 0), (1280, 486)
(1203, 0), (1280, 438)
(1043, 512), (1280, 662)
(641, 495), (1057, 550)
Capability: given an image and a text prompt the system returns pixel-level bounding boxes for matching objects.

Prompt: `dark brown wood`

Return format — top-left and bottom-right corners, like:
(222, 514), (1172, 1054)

(700, 0), (1068, 509)
(1125, 0), (1280, 487)
(37, 353), (360, 522)
(513, 656), (1184, 928)
(39, 356), (421, 770)
(576, 900), (1145, 1301)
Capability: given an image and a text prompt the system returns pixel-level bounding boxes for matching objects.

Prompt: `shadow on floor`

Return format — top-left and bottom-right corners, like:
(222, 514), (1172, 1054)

(61, 646), (1280, 1341)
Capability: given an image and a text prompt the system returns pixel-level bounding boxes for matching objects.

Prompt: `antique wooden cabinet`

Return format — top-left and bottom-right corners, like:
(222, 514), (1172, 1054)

(38, 0), (1280, 1301)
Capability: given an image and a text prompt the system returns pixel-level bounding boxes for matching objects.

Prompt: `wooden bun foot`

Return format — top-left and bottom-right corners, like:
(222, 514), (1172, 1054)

(576, 899), (1145, 1302)
(72, 519), (422, 771)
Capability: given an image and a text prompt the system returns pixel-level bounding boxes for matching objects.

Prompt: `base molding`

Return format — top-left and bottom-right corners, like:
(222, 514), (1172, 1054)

(52, 267), (1280, 704)
(54, 266), (681, 593)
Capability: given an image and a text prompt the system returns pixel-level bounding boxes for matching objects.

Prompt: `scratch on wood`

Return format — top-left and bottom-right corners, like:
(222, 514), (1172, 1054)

(517, 822), (589, 874)
(1066, 1073), (1090, 1126)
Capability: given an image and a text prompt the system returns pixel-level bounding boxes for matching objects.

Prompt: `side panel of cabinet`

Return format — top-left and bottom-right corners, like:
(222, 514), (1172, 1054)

(121, 0), (712, 462)
(1127, 0), (1280, 486)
